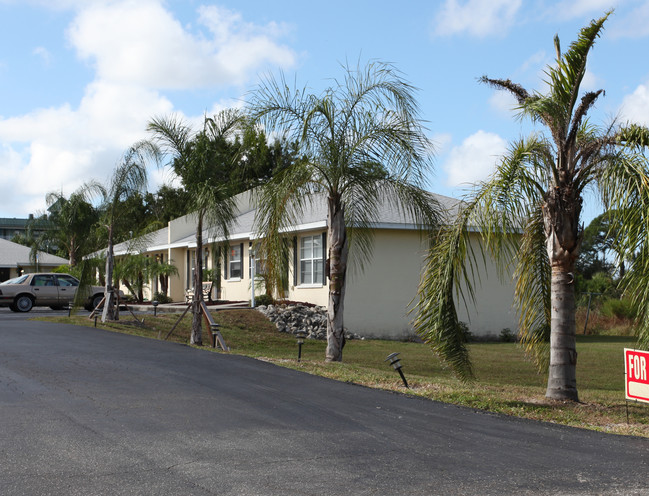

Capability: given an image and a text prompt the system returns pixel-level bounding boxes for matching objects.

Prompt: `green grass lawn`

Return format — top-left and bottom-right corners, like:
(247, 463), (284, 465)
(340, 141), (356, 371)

(41, 308), (649, 437)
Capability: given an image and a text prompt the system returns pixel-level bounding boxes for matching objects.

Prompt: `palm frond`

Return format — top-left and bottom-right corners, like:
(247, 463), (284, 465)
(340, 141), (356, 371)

(514, 207), (551, 371)
(478, 77), (530, 105)
(548, 11), (611, 119)
(253, 163), (316, 297)
(413, 203), (479, 382)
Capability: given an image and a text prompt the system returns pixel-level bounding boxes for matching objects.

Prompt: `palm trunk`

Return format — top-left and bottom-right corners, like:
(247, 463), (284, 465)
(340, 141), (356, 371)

(543, 184), (581, 401)
(547, 266), (578, 400)
(191, 214), (204, 345)
(137, 271), (144, 303)
(325, 196), (348, 362)
(69, 237), (77, 267)
(102, 226), (117, 322)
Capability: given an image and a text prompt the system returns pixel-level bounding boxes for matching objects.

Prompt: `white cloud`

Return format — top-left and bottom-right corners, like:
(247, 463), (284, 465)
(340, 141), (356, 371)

(443, 131), (507, 187)
(519, 50), (547, 75)
(0, 1), (297, 216)
(488, 90), (519, 117)
(619, 82), (649, 126)
(0, 82), (175, 208)
(67, 1), (295, 89)
(610, 2), (649, 38)
(549, 0), (618, 21)
(432, 0), (522, 37)
(431, 133), (452, 155)
(32, 46), (52, 66)
(580, 68), (600, 92)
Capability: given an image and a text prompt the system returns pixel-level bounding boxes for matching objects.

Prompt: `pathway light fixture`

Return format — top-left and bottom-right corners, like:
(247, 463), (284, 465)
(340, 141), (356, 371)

(385, 352), (409, 388)
(296, 329), (307, 362)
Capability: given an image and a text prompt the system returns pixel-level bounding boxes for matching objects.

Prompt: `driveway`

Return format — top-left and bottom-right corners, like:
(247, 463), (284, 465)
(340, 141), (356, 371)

(0, 319), (647, 495)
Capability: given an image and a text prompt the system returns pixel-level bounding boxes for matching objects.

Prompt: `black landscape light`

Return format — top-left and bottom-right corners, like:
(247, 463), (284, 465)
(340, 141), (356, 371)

(210, 323), (220, 348)
(385, 352), (409, 388)
(152, 300), (159, 317)
(296, 329), (307, 362)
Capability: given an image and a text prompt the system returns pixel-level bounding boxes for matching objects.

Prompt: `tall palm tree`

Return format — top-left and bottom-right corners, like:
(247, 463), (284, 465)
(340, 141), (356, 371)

(99, 142), (157, 322)
(147, 111), (240, 345)
(45, 186), (101, 267)
(247, 61), (440, 362)
(414, 12), (649, 401)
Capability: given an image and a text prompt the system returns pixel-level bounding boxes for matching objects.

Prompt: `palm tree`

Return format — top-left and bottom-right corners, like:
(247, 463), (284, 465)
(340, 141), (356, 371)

(99, 143), (157, 322)
(45, 186), (101, 267)
(114, 253), (179, 303)
(147, 111), (240, 345)
(414, 12), (649, 401)
(247, 61), (440, 362)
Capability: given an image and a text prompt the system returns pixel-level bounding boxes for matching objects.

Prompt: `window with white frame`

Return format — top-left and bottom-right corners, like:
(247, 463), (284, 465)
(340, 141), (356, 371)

(229, 245), (242, 279)
(249, 248), (265, 279)
(300, 235), (323, 285)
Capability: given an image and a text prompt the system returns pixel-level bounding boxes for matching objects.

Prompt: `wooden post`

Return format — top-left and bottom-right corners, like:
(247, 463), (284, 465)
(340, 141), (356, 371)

(199, 300), (229, 351)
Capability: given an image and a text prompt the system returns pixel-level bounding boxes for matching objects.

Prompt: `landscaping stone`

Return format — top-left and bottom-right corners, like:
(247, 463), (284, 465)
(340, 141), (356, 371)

(256, 304), (364, 341)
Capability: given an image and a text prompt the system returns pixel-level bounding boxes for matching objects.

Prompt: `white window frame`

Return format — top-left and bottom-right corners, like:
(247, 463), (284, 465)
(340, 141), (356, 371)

(299, 234), (323, 286)
(249, 251), (265, 279)
(229, 244), (242, 280)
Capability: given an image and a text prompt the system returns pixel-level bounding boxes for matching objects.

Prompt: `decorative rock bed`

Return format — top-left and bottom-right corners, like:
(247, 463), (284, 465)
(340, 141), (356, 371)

(255, 304), (364, 341)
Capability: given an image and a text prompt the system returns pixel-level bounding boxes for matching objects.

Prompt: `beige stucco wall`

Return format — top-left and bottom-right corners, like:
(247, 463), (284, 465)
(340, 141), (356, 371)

(220, 242), (253, 302)
(343, 229), (518, 339)
(139, 224), (518, 340)
(343, 229), (424, 339)
(457, 235), (518, 338)
(219, 232), (330, 306)
(168, 247), (188, 302)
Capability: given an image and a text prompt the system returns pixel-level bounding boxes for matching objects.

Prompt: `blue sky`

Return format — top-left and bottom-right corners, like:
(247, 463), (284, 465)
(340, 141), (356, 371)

(1, 0), (649, 223)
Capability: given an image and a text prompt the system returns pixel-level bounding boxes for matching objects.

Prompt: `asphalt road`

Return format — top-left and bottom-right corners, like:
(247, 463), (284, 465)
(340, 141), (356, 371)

(1, 317), (648, 495)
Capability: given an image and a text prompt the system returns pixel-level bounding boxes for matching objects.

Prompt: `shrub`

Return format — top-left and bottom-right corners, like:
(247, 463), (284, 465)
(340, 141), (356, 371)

(254, 294), (274, 306)
(152, 292), (173, 304)
(500, 328), (517, 342)
(458, 321), (473, 343)
(600, 297), (637, 320)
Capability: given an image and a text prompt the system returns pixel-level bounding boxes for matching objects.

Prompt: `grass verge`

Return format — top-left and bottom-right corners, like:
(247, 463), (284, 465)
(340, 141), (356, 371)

(39, 308), (649, 437)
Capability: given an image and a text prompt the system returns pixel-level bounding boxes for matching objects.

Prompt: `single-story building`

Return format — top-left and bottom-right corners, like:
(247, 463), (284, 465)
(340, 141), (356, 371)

(0, 238), (69, 281)
(109, 190), (518, 340)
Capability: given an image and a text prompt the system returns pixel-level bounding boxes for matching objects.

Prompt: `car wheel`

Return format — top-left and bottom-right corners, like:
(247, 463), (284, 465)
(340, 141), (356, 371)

(92, 294), (104, 310)
(9, 303), (18, 312)
(15, 295), (34, 312)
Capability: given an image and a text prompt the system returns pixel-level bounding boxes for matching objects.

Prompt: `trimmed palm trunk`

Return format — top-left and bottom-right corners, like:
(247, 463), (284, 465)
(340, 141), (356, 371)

(543, 184), (581, 401)
(191, 213), (204, 345)
(102, 226), (119, 322)
(69, 237), (78, 267)
(325, 195), (348, 362)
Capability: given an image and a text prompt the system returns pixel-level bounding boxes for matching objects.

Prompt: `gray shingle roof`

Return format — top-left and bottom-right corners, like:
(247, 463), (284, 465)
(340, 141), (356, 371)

(0, 238), (69, 268)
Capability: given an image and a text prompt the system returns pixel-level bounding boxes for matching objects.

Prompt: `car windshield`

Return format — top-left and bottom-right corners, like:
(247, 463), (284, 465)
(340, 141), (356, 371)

(1, 275), (29, 285)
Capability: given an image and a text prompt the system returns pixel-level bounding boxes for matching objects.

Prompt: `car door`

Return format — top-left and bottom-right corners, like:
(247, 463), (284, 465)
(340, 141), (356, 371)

(55, 275), (80, 305)
(31, 275), (59, 305)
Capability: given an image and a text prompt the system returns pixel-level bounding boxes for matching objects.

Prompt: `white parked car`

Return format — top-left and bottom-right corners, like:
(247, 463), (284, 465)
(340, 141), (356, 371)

(0, 273), (110, 312)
